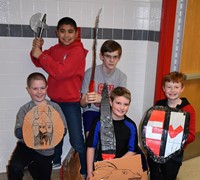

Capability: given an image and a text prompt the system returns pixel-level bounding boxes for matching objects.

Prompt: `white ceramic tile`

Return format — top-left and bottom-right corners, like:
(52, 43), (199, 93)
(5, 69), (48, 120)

(0, 50), (24, 62)
(8, 11), (22, 24)
(135, 5), (150, 19)
(0, 74), (23, 85)
(81, 4), (95, 27)
(0, 0), (9, 11)
(33, 0), (47, 13)
(0, 62), (24, 74)
(21, 11), (35, 25)
(0, 127), (15, 140)
(0, 110), (5, 121)
(149, 19), (156, 30)
(58, 2), (70, 22)
(0, 10), (9, 23)
(154, 18), (161, 31)
(0, 139), (15, 152)
(0, 150), (14, 172)
(0, 97), (28, 109)
(101, 3), (114, 28)
(123, 6), (135, 29)
(150, 4), (162, 19)
(0, 37), (31, 50)
(21, 0), (34, 12)
(135, 18), (144, 29)
(8, 0), (22, 11)
(68, 4), (83, 26)
(3, 109), (18, 120)
(58, 0), (70, 13)
(46, 0), (59, 14)
(113, 5), (124, 29)
(143, 18), (150, 29)
(123, 41), (148, 53)
(0, 85), (25, 98)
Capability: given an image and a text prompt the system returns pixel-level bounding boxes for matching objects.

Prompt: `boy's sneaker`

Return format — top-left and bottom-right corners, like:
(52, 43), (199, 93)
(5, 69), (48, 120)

(52, 163), (61, 170)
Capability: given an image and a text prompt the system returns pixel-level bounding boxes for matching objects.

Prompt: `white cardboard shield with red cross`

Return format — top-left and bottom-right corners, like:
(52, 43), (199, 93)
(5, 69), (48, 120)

(141, 106), (189, 163)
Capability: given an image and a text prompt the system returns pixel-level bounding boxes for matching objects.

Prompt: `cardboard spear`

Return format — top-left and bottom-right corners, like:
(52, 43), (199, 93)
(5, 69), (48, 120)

(88, 8), (102, 108)
(29, 13), (48, 37)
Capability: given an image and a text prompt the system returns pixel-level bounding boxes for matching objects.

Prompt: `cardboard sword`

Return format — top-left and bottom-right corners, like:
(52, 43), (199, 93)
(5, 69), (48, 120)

(88, 8), (102, 108)
(100, 83), (116, 160)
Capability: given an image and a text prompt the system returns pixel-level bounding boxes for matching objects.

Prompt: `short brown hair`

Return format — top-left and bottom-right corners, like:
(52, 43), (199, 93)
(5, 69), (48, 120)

(100, 40), (122, 57)
(162, 71), (185, 87)
(110, 87), (131, 102)
(27, 72), (47, 87)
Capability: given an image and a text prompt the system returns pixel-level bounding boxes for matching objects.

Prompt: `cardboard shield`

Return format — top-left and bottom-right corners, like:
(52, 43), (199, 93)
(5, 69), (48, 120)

(141, 106), (189, 163)
(90, 155), (147, 180)
(22, 103), (64, 149)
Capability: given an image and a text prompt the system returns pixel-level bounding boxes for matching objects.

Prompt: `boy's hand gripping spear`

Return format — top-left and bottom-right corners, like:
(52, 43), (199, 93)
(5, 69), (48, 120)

(29, 13), (48, 37)
(88, 8), (102, 108)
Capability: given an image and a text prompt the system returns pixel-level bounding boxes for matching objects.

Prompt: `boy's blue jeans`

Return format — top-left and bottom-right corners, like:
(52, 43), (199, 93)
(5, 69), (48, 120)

(53, 101), (86, 175)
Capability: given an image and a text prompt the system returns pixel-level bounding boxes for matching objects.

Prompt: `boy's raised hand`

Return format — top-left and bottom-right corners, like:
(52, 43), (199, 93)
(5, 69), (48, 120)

(31, 38), (43, 59)
(32, 37), (44, 48)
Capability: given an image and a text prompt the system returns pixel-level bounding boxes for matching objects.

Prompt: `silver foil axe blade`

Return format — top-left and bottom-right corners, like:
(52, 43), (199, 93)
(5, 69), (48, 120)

(29, 13), (48, 34)
(30, 13), (42, 33)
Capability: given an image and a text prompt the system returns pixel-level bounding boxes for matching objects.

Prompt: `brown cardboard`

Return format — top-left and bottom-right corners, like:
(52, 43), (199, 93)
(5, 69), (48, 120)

(61, 149), (82, 180)
(23, 103), (64, 149)
(90, 154), (148, 180)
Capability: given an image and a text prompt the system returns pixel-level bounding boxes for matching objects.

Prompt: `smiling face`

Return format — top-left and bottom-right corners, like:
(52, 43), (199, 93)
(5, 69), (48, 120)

(56, 24), (78, 46)
(110, 96), (130, 120)
(26, 79), (48, 105)
(163, 81), (184, 101)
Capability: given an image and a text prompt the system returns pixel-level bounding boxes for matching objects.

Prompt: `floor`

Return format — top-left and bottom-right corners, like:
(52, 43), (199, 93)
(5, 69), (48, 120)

(177, 156), (200, 180)
(0, 168), (60, 180)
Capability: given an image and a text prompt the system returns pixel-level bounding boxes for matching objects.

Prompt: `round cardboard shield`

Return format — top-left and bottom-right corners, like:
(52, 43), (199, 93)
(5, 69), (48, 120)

(22, 103), (64, 149)
(141, 106), (189, 163)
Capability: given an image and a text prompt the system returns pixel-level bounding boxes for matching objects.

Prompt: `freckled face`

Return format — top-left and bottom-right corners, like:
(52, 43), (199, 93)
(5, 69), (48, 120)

(56, 24), (78, 46)
(110, 96), (130, 120)
(26, 80), (47, 105)
(163, 81), (184, 100)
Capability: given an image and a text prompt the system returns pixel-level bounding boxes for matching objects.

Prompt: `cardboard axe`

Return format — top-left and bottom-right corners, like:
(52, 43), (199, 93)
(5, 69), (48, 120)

(30, 13), (48, 37)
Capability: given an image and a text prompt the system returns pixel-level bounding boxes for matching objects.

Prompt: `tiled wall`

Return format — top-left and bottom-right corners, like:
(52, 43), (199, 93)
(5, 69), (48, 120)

(0, 0), (162, 172)
(0, 23), (160, 41)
